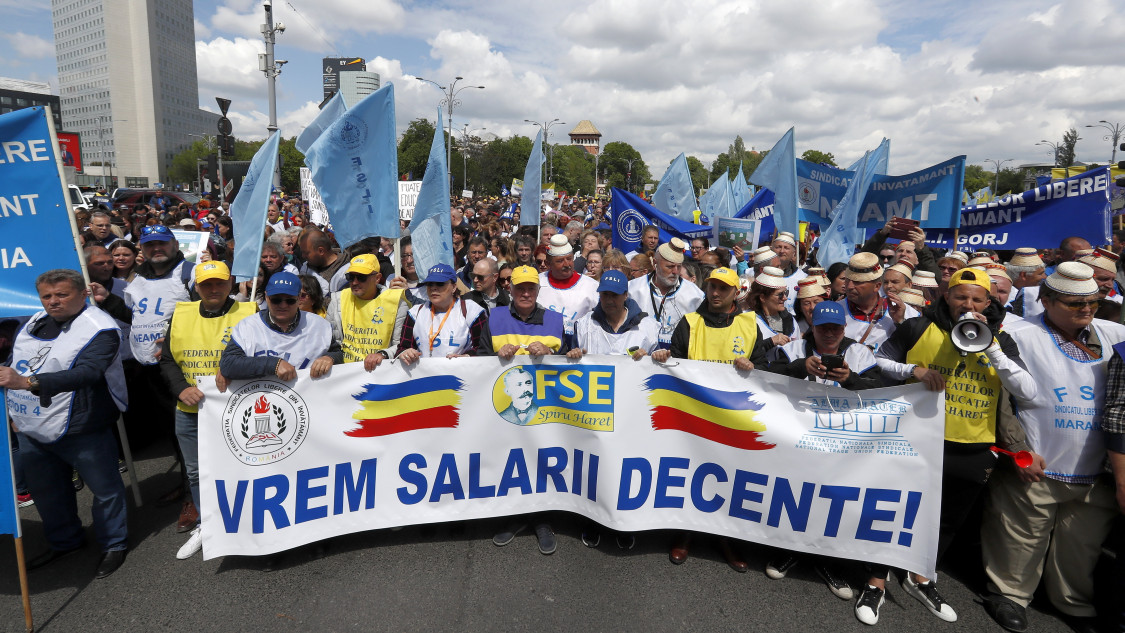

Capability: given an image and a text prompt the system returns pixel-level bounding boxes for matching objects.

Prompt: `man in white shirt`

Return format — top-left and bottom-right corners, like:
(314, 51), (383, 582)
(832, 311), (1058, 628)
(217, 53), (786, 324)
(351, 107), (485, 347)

(628, 237), (703, 348)
(537, 233), (599, 335)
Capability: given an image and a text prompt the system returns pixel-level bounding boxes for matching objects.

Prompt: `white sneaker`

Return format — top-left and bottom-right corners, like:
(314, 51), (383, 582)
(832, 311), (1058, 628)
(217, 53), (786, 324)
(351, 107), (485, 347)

(855, 585), (885, 625)
(177, 526), (202, 560)
(902, 577), (957, 622)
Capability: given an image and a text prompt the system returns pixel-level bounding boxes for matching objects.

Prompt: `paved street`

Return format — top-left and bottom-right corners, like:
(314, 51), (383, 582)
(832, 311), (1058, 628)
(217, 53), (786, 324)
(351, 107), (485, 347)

(0, 444), (1102, 632)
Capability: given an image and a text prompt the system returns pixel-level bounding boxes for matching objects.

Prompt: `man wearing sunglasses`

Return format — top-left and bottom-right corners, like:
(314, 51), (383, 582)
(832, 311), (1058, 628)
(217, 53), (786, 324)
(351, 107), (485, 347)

(219, 272), (339, 383)
(979, 263), (1125, 633)
(873, 268), (1036, 625)
(326, 254), (410, 371)
(466, 257), (509, 311)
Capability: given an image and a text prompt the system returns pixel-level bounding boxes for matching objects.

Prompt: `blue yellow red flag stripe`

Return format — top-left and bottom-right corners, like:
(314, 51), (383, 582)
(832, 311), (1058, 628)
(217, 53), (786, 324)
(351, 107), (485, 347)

(643, 375), (772, 450)
(347, 376), (464, 437)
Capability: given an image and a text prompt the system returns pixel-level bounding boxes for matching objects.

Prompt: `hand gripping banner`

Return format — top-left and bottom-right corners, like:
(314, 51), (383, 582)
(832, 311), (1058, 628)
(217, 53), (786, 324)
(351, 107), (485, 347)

(199, 357), (944, 577)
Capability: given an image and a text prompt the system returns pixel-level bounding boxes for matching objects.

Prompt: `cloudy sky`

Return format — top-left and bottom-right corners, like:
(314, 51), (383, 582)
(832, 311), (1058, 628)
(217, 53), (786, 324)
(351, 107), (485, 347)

(3, 0), (1125, 176)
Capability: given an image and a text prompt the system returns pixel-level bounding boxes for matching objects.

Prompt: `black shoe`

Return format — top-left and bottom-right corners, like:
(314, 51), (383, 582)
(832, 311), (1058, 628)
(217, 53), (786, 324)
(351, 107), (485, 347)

(94, 549), (126, 579)
(28, 544), (85, 570)
(581, 530), (601, 548)
(983, 596), (1027, 632)
(615, 533), (636, 550)
(765, 555), (799, 579)
(815, 563), (854, 600)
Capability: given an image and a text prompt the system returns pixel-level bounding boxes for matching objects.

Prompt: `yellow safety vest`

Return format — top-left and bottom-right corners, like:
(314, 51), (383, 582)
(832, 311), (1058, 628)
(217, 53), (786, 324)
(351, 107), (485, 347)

(684, 311), (759, 363)
(339, 287), (405, 363)
(168, 301), (257, 413)
(905, 321), (1002, 443)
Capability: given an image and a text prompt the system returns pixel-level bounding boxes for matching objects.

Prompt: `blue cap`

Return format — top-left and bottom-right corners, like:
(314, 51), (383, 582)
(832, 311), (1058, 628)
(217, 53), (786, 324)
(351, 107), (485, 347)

(138, 224), (174, 244)
(812, 302), (846, 327)
(421, 263), (456, 284)
(265, 271), (301, 297)
(597, 270), (629, 294)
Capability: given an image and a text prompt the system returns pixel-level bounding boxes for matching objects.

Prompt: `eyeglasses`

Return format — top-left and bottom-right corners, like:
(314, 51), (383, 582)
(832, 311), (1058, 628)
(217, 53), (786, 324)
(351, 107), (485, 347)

(140, 225), (171, 236)
(346, 273), (370, 283)
(498, 276), (512, 285)
(939, 266), (961, 273)
(1055, 299), (1099, 311)
(471, 273), (493, 281)
(269, 296), (297, 305)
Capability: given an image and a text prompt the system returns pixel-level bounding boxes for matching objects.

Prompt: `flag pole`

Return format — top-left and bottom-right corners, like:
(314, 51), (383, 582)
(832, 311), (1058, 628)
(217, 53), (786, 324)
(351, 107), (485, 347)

(951, 228), (960, 252)
(13, 535), (33, 632)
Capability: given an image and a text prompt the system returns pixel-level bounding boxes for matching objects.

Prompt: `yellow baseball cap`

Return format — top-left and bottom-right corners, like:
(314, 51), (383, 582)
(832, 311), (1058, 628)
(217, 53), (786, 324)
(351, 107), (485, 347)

(948, 267), (991, 291)
(707, 267), (740, 287)
(347, 253), (379, 275)
(510, 265), (540, 286)
(195, 260), (231, 283)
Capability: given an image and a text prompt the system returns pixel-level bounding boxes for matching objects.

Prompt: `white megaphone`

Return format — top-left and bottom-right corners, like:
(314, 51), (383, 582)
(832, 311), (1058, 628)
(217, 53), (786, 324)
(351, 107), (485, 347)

(951, 313), (992, 355)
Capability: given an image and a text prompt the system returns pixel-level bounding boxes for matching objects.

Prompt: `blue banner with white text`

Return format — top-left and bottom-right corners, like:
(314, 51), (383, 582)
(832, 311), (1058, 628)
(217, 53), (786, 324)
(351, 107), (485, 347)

(923, 167), (1112, 250)
(0, 107), (84, 317)
(609, 188), (714, 254)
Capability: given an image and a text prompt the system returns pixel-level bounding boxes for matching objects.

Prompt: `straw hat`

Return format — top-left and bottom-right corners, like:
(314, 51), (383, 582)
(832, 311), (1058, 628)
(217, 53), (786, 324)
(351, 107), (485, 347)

(796, 277), (829, 299)
(984, 263), (1011, 283)
(772, 231), (797, 247)
(547, 234), (573, 257)
(753, 266), (788, 290)
(900, 288), (926, 307)
(886, 261), (915, 279)
(967, 255), (994, 267)
(1078, 247), (1119, 274)
(843, 252), (883, 283)
(947, 251), (969, 264)
(1008, 247), (1044, 269)
(806, 266), (829, 286)
(751, 246), (778, 267)
(1044, 262), (1099, 296)
(656, 237), (687, 264)
(912, 270), (939, 288)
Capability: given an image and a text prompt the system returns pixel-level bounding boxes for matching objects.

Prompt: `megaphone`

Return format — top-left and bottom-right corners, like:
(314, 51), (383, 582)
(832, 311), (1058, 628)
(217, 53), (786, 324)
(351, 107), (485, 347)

(951, 313), (992, 355)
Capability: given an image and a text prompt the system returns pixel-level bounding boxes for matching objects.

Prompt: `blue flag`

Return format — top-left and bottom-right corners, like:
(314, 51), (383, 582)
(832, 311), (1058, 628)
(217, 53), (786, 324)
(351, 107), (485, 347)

(731, 162), (751, 211)
(819, 149), (881, 270)
(609, 188), (713, 253)
(651, 152), (698, 221)
(230, 131), (280, 281)
(295, 90), (346, 156)
(520, 129), (544, 226)
(305, 83), (400, 248)
(750, 127), (799, 238)
(0, 394), (20, 537)
(700, 173), (737, 220)
(409, 108), (454, 276)
(0, 107), (85, 317)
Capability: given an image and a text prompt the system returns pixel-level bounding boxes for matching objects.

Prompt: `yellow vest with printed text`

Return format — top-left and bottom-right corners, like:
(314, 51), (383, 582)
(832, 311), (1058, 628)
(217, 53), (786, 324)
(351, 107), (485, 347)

(169, 301), (257, 413)
(684, 311), (759, 363)
(905, 321), (1002, 443)
(339, 287), (405, 363)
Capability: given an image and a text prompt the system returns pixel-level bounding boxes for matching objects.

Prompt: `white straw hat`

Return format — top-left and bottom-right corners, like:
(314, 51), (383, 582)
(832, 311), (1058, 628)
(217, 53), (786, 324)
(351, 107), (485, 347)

(754, 266), (788, 290)
(844, 252), (883, 283)
(796, 277), (828, 299)
(1044, 261), (1099, 296)
(911, 270), (939, 288)
(899, 288), (926, 307)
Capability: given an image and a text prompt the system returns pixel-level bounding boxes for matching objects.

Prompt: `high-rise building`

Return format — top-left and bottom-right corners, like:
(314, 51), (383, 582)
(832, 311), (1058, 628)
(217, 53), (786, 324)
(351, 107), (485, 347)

(0, 78), (62, 130)
(338, 72), (380, 108)
(52, 0), (216, 188)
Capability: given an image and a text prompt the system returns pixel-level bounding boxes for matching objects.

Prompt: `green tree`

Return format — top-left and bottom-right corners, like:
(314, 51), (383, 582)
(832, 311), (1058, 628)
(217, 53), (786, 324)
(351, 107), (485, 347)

(686, 155), (709, 196)
(1058, 127), (1081, 168)
(168, 140), (215, 187)
(801, 149), (836, 166)
(711, 135), (762, 182)
(964, 164), (991, 193)
(549, 144), (596, 196)
(398, 118), (438, 180)
(600, 141), (650, 193)
(996, 167), (1026, 195)
(276, 136), (304, 194)
(477, 135), (532, 195)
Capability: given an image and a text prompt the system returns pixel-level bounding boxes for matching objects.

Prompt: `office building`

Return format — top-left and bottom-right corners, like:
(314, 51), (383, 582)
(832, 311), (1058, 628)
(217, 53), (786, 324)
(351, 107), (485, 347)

(0, 78), (62, 130)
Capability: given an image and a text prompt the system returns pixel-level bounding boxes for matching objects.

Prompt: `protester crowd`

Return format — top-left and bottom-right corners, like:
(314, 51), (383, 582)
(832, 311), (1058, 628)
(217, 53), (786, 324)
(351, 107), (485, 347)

(5, 187), (1125, 633)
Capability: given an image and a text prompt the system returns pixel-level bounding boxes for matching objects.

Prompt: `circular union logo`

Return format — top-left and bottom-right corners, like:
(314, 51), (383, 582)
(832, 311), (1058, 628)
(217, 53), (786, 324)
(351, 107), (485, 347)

(616, 208), (647, 244)
(335, 116), (368, 150)
(222, 381), (310, 466)
(798, 182), (816, 206)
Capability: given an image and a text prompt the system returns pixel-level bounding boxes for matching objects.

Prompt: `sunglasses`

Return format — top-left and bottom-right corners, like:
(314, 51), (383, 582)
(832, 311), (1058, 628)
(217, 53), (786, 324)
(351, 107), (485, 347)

(269, 296), (297, 305)
(346, 273), (370, 283)
(141, 225), (171, 236)
(1055, 299), (1099, 311)
(471, 273), (493, 281)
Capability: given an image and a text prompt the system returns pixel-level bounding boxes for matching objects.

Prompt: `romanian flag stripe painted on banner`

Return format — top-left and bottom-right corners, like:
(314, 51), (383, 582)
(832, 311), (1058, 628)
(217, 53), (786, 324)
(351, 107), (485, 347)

(348, 376), (464, 437)
(643, 376), (773, 451)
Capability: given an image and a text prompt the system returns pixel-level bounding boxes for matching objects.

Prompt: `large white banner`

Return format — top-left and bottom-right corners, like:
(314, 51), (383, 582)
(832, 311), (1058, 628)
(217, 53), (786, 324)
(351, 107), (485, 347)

(398, 180), (422, 221)
(198, 357), (944, 576)
(299, 167), (329, 227)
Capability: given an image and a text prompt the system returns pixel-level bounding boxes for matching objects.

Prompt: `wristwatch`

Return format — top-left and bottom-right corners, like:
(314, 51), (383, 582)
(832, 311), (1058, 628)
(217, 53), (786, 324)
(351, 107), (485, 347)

(27, 375), (40, 394)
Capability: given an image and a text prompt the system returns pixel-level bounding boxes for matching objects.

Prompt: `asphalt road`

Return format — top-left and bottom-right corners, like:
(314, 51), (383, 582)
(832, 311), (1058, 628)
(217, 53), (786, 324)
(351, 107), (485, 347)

(0, 443), (1105, 633)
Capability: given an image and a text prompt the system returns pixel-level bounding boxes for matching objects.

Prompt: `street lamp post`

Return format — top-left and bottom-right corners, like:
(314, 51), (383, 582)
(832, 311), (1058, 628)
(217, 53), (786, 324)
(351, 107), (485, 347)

(416, 76), (485, 190)
(1085, 120), (1125, 165)
(260, 2), (285, 136)
(624, 158), (638, 193)
(983, 158), (1013, 193)
(457, 124), (486, 193)
(524, 119), (565, 182)
(1037, 140), (1071, 178)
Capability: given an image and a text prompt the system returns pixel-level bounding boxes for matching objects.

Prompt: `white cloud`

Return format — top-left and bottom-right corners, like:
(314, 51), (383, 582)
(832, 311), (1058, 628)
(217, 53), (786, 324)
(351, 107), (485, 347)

(3, 32), (54, 59)
(195, 37), (266, 100)
(207, 0), (406, 52)
(971, 0), (1125, 72)
(194, 19), (211, 40)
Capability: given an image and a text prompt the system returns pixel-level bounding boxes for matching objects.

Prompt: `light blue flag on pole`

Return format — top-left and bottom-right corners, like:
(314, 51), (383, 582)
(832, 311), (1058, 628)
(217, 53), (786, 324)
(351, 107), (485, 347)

(230, 131), (280, 281)
(409, 108), (454, 276)
(305, 83), (400, 248)
(731, 161), (751, 210)
(818, 149), (881, 270)
(520, 129), (544, 226)
(0, 393), (20, 537)
(750, 127), (799, 238)
(700, 171), (736, 219)
(295, 90), (346, 156)
(651, 152), (698, 221)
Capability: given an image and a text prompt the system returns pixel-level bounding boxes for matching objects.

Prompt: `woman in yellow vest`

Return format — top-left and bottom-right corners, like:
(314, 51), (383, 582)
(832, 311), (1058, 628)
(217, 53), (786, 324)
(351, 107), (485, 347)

(158, 261), (256, 560)
(651, 267), (769, 571)
(869, 267), (1036, 624)
(326, 253), (411, 369)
